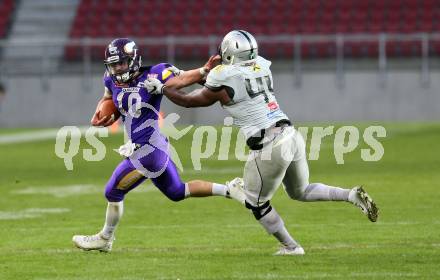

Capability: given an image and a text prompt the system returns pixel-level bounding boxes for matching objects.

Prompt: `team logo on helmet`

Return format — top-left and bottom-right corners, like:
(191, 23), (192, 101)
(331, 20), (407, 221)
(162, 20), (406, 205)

(123, 42), (136, 55)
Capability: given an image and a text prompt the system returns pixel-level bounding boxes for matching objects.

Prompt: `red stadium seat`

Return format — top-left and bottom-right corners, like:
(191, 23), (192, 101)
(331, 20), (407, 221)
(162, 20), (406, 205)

(65, 0), (439, 60)
(0, 0), (15, 38)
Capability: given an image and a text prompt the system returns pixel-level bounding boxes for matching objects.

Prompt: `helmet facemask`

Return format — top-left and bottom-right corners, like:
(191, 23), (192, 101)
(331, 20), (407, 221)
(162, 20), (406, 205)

(105, 57), (134, 83)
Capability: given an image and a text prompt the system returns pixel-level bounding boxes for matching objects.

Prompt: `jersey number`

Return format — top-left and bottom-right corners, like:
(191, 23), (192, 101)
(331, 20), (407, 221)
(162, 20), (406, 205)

(244, 75), (274, 103)
(117, 92), (142, 118)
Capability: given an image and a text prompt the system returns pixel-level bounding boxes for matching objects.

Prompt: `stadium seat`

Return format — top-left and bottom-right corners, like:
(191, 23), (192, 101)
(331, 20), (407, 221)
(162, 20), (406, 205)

(0, 0), (16, 38)
(65, 0), (440, 60)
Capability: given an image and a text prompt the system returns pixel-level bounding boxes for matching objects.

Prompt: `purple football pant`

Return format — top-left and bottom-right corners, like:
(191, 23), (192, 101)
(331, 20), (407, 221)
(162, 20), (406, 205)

(104, 147), (185, 202)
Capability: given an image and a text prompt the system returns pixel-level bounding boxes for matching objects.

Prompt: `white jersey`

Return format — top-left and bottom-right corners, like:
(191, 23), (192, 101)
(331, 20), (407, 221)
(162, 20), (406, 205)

(205, 56), (289, 139)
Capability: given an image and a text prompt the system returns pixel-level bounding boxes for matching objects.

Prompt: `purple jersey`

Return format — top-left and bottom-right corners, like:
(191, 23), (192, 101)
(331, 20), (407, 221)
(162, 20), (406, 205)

(103, 63), (175, 145)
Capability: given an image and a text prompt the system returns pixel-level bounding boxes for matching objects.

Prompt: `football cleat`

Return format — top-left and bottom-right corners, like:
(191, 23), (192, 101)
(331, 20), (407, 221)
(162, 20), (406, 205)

(349, 186), (379, 222)
(72, 233), (114, 252)
(225, 177), (246, 205)
(274, 245), (305, 256)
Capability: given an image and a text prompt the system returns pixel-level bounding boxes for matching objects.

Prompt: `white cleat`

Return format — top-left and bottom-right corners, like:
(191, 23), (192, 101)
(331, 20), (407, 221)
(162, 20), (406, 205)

(72, 233), (114, 252)
(225, 177), (246, 204)
(349, 186), (379, 222)
(274, 246), (305, 256)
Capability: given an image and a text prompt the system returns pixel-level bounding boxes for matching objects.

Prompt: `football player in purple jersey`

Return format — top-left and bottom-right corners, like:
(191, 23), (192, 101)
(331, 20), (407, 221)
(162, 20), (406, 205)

(72, 38), (245, 252)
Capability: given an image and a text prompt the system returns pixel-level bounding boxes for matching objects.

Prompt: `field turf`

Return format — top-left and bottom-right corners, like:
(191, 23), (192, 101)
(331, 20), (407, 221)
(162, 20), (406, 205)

(0, 123), (439, 279)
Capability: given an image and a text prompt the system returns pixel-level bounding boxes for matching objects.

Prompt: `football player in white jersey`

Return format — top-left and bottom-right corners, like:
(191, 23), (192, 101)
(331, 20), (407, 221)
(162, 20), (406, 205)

(143, 30), (378, 256)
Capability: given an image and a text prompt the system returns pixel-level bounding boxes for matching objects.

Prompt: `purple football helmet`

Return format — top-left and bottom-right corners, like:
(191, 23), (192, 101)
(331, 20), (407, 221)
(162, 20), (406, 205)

(104, 38), (142, 83)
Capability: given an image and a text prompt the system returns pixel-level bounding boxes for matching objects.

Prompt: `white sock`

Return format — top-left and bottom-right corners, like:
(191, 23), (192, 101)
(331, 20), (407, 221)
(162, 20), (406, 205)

(259, 207), (299, 248)
(184, 183), (190, 198)
(301, 183), (350, 201)
(100, 201), (123, 239)
(211, 183), (227, 196)
(348, 188), (358, 204)
(273, 227), (299, 249)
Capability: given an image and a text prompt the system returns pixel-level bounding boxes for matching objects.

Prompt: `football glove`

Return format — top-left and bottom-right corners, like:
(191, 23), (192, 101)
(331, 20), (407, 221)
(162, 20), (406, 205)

(142, 78), (165, 94)
(117, 140), (136, 157)
(165, 65), (184, 76)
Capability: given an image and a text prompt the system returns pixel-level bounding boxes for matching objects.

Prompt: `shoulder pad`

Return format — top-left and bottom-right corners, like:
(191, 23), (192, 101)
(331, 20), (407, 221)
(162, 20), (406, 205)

(256, 56), (272, 68)
(207, 64), (240, 84)
(150, 63), (175, 83)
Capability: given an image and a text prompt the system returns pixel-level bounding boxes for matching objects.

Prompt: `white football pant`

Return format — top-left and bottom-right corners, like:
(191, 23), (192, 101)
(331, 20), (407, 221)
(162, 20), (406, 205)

(243, 126), (310, 206)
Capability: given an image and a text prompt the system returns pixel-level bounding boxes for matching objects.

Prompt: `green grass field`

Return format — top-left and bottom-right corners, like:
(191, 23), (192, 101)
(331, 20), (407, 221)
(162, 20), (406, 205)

(0, 123), (439, 279)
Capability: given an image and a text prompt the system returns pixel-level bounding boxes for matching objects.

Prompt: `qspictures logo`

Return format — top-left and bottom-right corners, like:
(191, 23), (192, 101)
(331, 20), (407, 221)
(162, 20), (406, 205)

(54, 111), (386, 173)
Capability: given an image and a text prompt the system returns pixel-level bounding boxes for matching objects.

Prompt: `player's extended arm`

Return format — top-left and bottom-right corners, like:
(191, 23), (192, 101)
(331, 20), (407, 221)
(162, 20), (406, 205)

(162, 86), (230, 108)
(165, 68), (206, 89)
(164, 55), (221, 89)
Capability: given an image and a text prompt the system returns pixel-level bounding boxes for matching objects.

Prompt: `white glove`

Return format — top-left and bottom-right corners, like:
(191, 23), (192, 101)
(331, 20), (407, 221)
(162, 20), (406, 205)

(142, 77), (165, 94)
(166, 65), (184, 76)
(117, 140), (136, 157)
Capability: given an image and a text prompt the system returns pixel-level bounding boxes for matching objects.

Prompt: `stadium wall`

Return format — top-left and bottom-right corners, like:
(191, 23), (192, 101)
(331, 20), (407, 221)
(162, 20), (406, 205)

(0, 70), (439, 127)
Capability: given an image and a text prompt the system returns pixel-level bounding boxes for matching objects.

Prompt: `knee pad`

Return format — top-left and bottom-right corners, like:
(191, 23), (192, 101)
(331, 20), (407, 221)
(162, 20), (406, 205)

(245, 200), (273, 220)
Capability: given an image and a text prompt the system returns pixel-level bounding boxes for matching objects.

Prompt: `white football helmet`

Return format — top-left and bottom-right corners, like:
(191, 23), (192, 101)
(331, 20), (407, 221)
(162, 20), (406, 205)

(219, 30), (258, 65)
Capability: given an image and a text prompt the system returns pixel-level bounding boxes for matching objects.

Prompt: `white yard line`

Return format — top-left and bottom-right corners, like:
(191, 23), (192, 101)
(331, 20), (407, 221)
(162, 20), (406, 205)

(126, 220), (440, 230)
(14, 221), (440, 232)
(13, 184), (100, 197)
(5, 241), (439, 254)
(0, 127), (90, 144)
(156, 272), (422, 280)
(12, 183), (157, 197)
(0, 208), (70, 220)
(0, 129), (58, 144)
